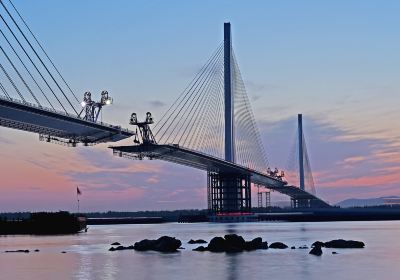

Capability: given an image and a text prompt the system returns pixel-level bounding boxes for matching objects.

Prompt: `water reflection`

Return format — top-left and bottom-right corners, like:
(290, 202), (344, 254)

(224, 224), (239, 280)
(226, 252), (239, 280)
(75, 252), (92, 280)
(1, 221), (400, 280)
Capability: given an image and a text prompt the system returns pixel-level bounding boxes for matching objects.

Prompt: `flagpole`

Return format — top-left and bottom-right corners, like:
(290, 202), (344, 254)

(77, 186), (80, 214)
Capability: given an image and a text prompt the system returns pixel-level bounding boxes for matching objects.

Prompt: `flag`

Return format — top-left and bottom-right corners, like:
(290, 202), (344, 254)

(77, 187), (82, 195)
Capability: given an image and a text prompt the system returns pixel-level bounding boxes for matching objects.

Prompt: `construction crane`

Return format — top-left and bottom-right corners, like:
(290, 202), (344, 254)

(79, 91), (113, 122)
(130, 112), (156, 145)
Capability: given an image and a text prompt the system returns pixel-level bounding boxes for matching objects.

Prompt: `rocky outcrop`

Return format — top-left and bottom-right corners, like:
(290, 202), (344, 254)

(134, 236), (182, 252)
(323, 239), (365, 248)
(224, 234), (246, 252)
(111, 242), (121, 246)
(207, 237), (227, 252)
(5, 249), (29, 253)
(193, 234), (268, 252)
(309, 245), (323, 256)
(188, 239), (207, 244)
(269, 242), (288, 249)
(193, 246), (207, 252)
(311, 241), (325, 248)
(244, 237), (268, 251)
(109, 245), (134, 251)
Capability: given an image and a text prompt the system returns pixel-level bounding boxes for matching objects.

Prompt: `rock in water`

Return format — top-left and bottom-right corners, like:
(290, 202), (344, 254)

(192, 236), (269, 253)
(224, 234), (246, 252)
(188, 239), (207, 244)
(109, 245), (135, 251)
(312, 241), (325, 248)
(111, 242), (121, 246)
(193, 246), (207, 252)
(309, 246), (323, 256)
(324, 239), (365, 248)
(244, 237), (268, 250)
(134, 236), (181, 252)
(5, 250), (29, 253)
(269, 242), (288, 249)
(154, 236), (182, 252)
(134, 239), (157, 251)
(207, 237), (227, 252)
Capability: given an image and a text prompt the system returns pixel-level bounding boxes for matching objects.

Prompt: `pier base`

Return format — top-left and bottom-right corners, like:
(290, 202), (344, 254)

(207, 172), (251, 214)
(291, 198), (328, 208)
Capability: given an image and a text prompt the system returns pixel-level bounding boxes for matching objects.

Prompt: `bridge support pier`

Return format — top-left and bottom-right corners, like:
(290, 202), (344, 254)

(207, 172), (251, 214)
(291, 198), (311, 208)
(291, 198), (328, 208)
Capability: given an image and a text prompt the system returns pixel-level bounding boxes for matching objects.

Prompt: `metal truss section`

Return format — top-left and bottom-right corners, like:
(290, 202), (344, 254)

(0, 96), (134, 145)
(111, 143), (330, 208)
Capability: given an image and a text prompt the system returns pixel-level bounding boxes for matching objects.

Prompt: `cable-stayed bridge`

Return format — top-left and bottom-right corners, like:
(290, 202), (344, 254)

(0, 0), (329, 213)
(111, 23), (330, 212)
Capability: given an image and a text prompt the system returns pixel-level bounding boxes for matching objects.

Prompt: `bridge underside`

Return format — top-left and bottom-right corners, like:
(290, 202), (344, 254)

(110, 144), (330, 211)
(0, 97), (134, 145)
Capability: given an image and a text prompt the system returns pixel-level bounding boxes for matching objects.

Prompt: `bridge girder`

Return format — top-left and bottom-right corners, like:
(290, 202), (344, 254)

(110, 143), (330, 210)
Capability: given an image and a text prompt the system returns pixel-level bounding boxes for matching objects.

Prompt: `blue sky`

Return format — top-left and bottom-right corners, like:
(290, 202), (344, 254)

(0, 0), (400, 211)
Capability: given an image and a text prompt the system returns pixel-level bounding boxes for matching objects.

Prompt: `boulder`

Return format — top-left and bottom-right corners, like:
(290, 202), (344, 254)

(312, 241), (325, 248)
(5, 250), (29, 253)
(188, 239), (207, 244)
(291, 246), (296, 249)
(332, 251), (338, 254)
(298, 245), (309, 249)
(224, 234), (246, 251)
(324, 239), (365, 249)
(309, 245), (323, 256)
(133, 239), (157, 251)
(133, 236), (181, 252)
(153, 236), (182, 252)
(193, 246), (207, 252)
(111, 242), (121, 246)
(244, 237), (268, 250)
(109, 245), (134, 251)
(191, 235), (270, 253)
(261, 241), (269, 249)
(269, 242), (288, 249)
(207, 237), (227, 252)
(34, 249), (40, 252)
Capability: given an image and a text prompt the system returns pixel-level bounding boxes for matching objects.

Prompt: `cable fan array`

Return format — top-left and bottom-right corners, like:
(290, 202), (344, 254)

(285, 124), (316, 195)
(154, 42), (270, 173)
(0, 0), (79, 115)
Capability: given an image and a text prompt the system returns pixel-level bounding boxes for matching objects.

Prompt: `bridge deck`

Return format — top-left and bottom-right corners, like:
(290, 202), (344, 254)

(110, 143), (330, 205)
(0, 96), (134, 144)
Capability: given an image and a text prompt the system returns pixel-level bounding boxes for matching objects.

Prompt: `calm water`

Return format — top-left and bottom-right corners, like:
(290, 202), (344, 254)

(1, 221), (400, 280)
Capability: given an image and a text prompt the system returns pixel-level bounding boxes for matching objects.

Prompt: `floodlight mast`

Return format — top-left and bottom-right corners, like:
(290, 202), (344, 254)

(79, 91), (113, 122)
(130, 112), (157, 144)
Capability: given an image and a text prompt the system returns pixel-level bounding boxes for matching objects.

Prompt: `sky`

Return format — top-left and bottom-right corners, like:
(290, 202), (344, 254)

(0, 0), (400, 211)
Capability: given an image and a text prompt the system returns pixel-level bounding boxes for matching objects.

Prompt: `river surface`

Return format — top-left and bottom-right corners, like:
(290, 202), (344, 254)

(1, 221), (399, 280)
